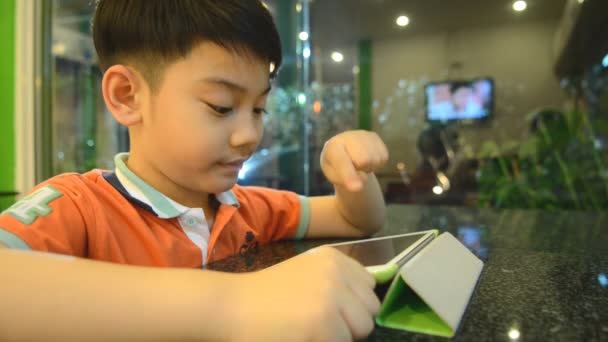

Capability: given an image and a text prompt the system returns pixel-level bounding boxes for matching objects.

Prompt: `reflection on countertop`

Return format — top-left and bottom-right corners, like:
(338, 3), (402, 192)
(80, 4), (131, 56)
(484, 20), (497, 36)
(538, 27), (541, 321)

(208, 205), (608, 341)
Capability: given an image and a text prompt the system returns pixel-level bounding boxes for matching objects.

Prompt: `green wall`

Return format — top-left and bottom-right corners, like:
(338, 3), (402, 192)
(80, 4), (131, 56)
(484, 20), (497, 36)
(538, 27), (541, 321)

(0, 0), (16, 209)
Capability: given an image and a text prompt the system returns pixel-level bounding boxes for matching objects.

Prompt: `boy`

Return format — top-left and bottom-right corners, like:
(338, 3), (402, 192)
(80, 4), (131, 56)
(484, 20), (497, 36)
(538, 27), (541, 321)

(0, 1), (389, 340)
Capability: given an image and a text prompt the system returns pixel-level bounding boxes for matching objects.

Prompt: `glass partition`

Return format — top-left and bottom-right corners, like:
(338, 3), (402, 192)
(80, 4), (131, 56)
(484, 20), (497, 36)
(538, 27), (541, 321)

(43, 0), (608, 211)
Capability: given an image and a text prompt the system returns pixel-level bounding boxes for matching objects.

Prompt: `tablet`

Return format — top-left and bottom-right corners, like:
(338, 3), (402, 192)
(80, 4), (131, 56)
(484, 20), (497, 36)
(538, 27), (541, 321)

(327, 230), (438, 283)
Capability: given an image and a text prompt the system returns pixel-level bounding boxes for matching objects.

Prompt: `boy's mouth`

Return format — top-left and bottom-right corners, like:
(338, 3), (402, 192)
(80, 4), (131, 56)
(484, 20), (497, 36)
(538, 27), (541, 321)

(217, 157), (249, 171)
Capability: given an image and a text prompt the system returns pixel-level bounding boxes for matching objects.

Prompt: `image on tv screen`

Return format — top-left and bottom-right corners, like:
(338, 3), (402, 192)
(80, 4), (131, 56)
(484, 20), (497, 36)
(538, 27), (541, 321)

(425, 78), (494, 122)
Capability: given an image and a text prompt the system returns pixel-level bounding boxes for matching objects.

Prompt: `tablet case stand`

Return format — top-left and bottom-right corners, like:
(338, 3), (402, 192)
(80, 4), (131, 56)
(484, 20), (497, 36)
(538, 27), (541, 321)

(375, 232), (483, 337)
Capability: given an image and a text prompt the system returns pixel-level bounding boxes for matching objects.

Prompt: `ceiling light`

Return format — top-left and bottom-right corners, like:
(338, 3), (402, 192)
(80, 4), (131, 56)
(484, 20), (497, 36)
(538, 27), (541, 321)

(432, 186), (443, 195)
(298, 31), (309, 41)
(313, 101), (322, 114)
(508, 328), (520, 340)
(578, 0), (584, 3)
(396, 15), (410, 27)
(296, 3), (302, 12)
(303, 47), (311, 59)
(52, 43), (66, 55)
(512, 1), (527, 12)
(331, 51), (344, 63)
(599, 273), (608, 287)
(602, 53), (608, 68)
(297, 93), (307, 105)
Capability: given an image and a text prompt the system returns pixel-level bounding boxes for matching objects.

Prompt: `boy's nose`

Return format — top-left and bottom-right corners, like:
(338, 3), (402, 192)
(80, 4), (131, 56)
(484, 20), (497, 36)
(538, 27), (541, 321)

(230, 112), (261, 149)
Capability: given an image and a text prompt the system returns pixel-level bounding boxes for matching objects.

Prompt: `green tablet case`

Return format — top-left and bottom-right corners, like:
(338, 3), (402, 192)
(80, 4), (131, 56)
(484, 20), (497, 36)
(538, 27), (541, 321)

(375, 232), (483, 337)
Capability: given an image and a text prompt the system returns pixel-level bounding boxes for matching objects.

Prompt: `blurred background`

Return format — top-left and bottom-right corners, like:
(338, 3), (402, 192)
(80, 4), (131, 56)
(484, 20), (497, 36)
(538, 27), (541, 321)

(1, 0), (608, 212)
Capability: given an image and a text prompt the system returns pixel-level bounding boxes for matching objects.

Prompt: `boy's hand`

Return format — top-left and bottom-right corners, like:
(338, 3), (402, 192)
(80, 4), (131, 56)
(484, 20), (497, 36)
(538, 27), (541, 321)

(321, 130), (389, 192)
(231, 246), (380, 341)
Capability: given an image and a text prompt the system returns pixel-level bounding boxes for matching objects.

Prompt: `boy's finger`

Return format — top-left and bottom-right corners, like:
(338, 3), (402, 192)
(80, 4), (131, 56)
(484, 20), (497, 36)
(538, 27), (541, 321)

(347, 278), (381, 316)
(348, 142), (385, 173)
(338, 290), (376, 340)
(356, 171), (369, 187)
(337, 250), (376, 289)
(328, 313), (353, 342)
(328, 144), (362, 191)
(342, 266), (380, 318)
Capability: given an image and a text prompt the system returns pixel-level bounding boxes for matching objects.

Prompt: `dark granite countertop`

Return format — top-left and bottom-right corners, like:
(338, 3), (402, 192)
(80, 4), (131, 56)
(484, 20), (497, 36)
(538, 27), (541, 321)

(207, 205), (608, 341)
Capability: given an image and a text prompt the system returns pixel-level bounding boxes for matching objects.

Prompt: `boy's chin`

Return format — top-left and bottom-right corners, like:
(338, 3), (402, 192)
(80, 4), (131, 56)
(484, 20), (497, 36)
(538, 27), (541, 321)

(202, 176), (238, 194)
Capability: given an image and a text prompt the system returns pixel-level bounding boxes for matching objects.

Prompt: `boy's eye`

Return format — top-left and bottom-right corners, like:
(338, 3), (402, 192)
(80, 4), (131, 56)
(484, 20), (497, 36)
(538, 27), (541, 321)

(254, 108), (268, 115)
(204, 102), (233, 115)
(203, 101), (267, 116)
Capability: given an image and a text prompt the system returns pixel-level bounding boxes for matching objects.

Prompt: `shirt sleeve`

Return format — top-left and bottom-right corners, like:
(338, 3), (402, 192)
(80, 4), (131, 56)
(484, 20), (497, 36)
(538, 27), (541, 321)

(234, 186), (311, 242)
(0, 176), (88, 256)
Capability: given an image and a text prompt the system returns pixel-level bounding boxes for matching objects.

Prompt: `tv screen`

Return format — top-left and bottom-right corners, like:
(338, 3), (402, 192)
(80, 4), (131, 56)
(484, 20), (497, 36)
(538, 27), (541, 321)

(425, 78), (494, 122)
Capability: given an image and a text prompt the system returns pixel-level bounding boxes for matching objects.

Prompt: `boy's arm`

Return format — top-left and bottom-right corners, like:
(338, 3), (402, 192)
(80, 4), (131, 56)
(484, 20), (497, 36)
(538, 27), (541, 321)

(306, 131), (389, 239)
(0, 244), (236, 341)
(0, 244), (379, 341)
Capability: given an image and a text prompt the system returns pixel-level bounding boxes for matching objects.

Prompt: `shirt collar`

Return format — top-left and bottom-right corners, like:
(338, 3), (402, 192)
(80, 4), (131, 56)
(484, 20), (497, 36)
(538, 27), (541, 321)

(112, 153), (240, 219)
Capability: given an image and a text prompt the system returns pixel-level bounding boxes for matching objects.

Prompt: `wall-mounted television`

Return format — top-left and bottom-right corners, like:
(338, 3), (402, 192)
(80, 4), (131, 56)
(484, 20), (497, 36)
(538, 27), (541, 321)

(425, 77), (494, 123)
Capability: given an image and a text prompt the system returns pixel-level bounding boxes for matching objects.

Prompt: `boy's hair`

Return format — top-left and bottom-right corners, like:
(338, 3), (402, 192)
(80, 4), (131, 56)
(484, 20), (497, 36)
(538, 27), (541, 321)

(92, 0), (282, 91)
(450, 81), (473, 94)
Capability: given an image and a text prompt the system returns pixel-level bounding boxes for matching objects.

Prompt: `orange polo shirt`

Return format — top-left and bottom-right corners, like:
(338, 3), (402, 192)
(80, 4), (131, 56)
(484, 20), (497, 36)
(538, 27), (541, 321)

(0, 153), (310, 267)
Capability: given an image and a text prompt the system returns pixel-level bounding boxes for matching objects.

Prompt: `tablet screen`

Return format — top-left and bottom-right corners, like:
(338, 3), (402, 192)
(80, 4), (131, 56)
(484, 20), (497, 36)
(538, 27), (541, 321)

(331, 233), (429, 266)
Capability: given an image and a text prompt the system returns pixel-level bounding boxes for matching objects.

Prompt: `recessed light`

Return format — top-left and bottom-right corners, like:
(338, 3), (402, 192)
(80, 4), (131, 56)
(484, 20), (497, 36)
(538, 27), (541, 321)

(512, 1), (527, 12)
(303, 47), (311, 59)
(52, 43), (66, 55)
(432, 186), (444, 195)
(396, 15), (410, 27)
(297, 93), (307, 105)
(331, 51), (344, 63)
(508, 328), (520, 340)
(298, 31), (309, 41)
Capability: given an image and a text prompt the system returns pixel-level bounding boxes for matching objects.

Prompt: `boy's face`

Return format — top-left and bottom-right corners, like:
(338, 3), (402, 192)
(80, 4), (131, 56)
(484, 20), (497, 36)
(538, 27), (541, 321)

(136, 42), (270, 194)
(451, 87), (472, 111)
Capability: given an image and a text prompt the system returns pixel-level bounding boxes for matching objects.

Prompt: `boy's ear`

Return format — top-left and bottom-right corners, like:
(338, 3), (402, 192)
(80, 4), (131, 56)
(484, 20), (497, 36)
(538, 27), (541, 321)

(102, 65), (146, 127)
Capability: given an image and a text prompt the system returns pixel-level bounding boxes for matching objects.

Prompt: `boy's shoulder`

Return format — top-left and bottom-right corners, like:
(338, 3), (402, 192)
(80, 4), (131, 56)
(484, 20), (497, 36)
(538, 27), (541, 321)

(13, 170), (119, 214)
(1, 170), (113, 228)
(230, 185), (310, 241)
(30, 169), (111, 195)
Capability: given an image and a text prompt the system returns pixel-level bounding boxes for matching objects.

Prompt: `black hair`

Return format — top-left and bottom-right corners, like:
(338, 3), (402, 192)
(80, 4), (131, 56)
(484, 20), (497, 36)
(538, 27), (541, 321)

(92, 0), (282, 90)
(450, 81), (473, 94)
(417, 126), (459, 171)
